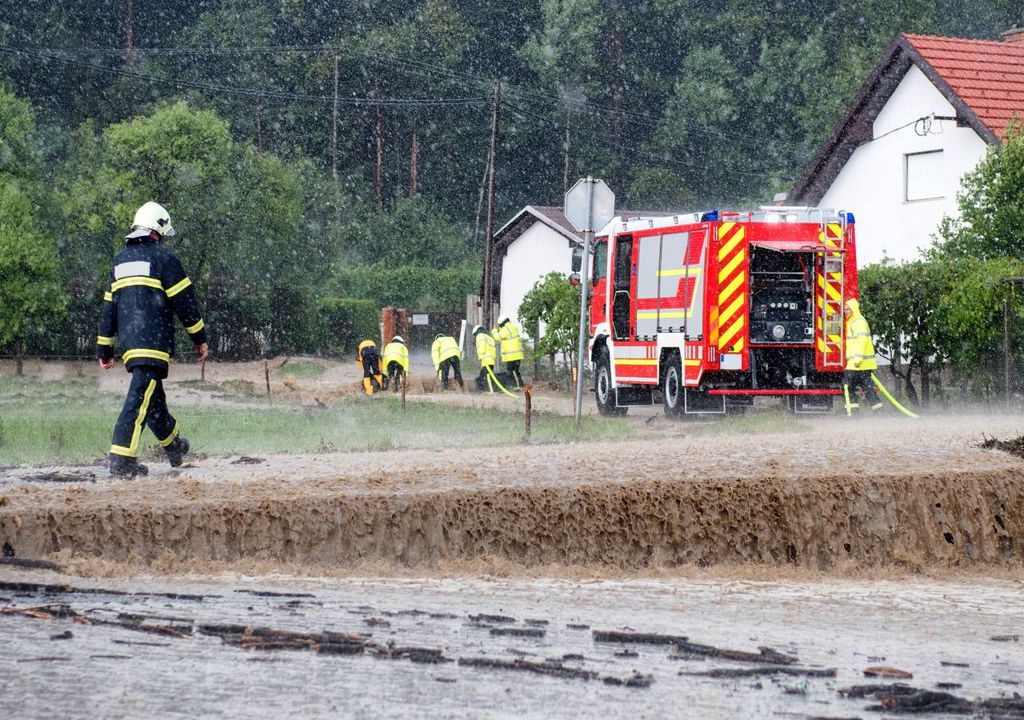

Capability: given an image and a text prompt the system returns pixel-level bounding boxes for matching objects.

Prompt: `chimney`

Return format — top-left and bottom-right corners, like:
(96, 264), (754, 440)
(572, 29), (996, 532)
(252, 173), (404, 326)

(1002, 27), (1024, 46)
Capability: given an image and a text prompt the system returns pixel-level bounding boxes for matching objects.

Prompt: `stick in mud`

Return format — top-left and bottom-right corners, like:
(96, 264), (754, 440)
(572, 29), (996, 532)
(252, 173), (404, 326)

(0, 556), (65, 572)
(679, 666), (837, 679)
(524, 384), (532, 439)
(593, 629), (689, 645)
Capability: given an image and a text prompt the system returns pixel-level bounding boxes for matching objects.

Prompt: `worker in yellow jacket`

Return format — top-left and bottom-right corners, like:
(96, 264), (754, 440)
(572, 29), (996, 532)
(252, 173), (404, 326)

(843, 299), (882, 414)
(357, 339), (383, 395)
(473, 325), (497, 393)
(381, 335), (409, 392)
(492, 315), (524, 388)
(431, 333), (464, 391)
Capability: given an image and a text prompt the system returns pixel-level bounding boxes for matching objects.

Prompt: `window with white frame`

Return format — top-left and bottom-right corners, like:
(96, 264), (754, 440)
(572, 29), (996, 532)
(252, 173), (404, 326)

(904, 150), (944, 201)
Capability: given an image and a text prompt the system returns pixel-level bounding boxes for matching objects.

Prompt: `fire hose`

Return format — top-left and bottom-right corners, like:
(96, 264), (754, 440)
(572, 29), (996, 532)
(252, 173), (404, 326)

(484, 364), (518, 399)
(871, 372), (920, 418)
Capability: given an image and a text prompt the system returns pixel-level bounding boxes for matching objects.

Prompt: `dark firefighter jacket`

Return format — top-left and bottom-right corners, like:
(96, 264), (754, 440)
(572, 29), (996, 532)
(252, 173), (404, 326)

(97, 236), (207, 374)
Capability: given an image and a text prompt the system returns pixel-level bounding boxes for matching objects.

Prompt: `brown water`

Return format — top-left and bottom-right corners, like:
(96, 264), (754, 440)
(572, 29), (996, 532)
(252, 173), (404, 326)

(2, 415), (1023, 574)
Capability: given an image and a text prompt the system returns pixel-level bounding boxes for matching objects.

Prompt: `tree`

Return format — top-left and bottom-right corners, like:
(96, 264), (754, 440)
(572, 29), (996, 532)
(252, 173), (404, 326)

(518, 272), (580, 386)
(933, 123), (1024, 261)
(0, 87), (65, 374)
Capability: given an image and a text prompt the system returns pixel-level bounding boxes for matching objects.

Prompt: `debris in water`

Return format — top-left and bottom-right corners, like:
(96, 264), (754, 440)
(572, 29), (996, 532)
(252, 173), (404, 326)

(231, 456), (265, 465)
(469, 613), (515, 624)
(780, 679), (808, 695)
(49, 630), (73, 640)
(863, 666), (913, 679)
(940, 660), (969, 668)
(669, 641), (798, 665)
(458, 656), (598, 681)
(991, 634), (1019, 642)
(680, 666), (837, 679)
(489, 627), (545, 638)
(22, 471), (96, 483)
(0, 557), (64, 572)
(566, 623), (590, 631)
(593, 629), (688, 645)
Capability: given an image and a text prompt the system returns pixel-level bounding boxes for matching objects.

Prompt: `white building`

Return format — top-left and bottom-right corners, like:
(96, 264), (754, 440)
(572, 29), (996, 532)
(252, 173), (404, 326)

(790, 31), (1024, 267)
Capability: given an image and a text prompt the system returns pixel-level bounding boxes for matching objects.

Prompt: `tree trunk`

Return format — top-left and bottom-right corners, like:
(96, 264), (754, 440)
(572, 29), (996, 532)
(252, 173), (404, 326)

(409, 129), (418, 198)
(921, 367), (931, 406)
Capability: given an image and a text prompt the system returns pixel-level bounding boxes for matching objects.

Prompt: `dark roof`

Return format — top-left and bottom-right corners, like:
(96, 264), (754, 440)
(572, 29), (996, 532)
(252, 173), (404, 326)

(790, 33), (1024, 204)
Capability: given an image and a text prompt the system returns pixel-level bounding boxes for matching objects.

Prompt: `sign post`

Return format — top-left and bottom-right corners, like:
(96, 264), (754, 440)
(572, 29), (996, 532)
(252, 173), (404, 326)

(564, 177), (615, 427)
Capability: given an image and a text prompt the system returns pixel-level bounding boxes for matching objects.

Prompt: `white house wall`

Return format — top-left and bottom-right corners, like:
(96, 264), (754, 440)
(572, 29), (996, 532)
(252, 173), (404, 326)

(498, 223), (573, 334)
(819, 65), (989, 267)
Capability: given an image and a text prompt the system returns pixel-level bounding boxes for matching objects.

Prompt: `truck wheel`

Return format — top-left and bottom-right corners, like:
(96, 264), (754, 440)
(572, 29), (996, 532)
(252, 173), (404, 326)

(663, 355), (683, 416)
(595, 347), (626, 416)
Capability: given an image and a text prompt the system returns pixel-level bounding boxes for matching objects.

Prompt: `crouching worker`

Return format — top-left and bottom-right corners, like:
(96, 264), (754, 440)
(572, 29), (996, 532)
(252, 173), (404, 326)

(843, 299), (882, 415)
(357, 339), (383, 395)
(493, 315), (524, 388)
(473, 325), (496, 392)
(98, 202), (208, 479)
(431, 333), (464, 391)
(381, 335), (409, 392)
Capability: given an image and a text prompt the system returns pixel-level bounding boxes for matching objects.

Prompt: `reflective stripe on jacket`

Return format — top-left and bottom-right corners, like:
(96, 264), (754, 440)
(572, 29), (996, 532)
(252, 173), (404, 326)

(475, 332), (496, 366)
(493, 321), (524, 362)
(431, 336), (460, 369)
(97, 237), (206, 371)
(382, 341), (409, 372)
(845, 312), (877, 371)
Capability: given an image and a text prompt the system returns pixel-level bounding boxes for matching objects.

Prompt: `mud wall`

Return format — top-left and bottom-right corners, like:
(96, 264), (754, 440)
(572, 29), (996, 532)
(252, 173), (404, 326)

(2, 468), (1022, 571)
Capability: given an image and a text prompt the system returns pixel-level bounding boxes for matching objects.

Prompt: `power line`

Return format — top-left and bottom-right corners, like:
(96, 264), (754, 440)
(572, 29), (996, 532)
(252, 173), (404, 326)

(0, 46), (488, 107)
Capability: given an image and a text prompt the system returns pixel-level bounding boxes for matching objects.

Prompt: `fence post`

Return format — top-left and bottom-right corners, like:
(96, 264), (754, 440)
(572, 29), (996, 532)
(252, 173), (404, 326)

(401, 371), (407, 410)
(524, 384), (532, 440)
(264, 360), (271, 401)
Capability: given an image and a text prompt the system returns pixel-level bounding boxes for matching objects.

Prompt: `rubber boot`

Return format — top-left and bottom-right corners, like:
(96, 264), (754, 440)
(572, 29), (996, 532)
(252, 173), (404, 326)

(109, 454), (148, 479)
(373, 374), (383, 392)
(363, 377), (374, 395)
(165, 436), (190, 468)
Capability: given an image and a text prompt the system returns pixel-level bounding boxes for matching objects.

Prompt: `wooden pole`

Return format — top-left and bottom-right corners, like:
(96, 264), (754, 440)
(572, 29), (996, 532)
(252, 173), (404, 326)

(124, 0), (134, 66)
(264, 360), (271, 400)
(255, 96), (262, 150)
(482, 81), (501, 329)
(401, 370), (407, 411)
(332, 52), (339, 182)
(524, 384), (532, 440)
(375, 100), (383, 211)
(409, 130), (418, 197)
(201, 360), (206, 382)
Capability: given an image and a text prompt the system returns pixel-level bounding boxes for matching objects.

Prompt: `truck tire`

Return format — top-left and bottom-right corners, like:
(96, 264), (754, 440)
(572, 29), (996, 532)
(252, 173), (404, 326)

(662, 354), (683, 416)
(594, 347), (626, 416)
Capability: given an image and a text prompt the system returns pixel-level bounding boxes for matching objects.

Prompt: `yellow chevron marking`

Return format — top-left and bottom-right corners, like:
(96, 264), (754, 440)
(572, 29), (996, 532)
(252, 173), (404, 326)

(718, 226), (745, 260)
(720, 295), (745, 324)
(717, 221), (736, 240)
(718, 248), (746, 284)
(719, 317), (745, 348)
(719, 271), (745, 305)
(827, 223), (842, 238)
(733, 337), (745, 353)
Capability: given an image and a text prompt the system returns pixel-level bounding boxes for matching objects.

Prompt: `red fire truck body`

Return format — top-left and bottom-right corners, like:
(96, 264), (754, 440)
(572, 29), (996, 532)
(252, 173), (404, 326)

(587, 208), (858, 415)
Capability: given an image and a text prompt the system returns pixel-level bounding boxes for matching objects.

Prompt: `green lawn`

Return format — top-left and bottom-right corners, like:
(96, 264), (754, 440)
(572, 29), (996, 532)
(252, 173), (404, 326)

(0, 374), (633, 465)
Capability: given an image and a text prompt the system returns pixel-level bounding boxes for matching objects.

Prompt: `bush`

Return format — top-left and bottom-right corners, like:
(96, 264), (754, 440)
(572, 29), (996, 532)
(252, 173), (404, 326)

(315, 297), (379, 357)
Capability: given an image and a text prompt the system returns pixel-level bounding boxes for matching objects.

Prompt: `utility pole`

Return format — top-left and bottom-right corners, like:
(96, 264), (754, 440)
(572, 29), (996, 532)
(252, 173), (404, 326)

(254, 96), (262, 150)
(563, 113), (571, 192)
(124, 0), (134, 65)
(331, 52), (339, 183)
(482, 81), (501, 329)
(409, 130), (419, 197)
(375, 100), (384, 211)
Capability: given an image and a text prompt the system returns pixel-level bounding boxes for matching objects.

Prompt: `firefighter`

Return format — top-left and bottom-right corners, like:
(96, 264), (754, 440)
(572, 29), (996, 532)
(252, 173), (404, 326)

(431, 333), (463, 391)
(380, 335), (409, 392)
(357, 339), (383, 395)
(97, 201), (208, 479)
(492, 315), (524, 388)
(473, 325), (497, 392)
(843, 298), (882, 414)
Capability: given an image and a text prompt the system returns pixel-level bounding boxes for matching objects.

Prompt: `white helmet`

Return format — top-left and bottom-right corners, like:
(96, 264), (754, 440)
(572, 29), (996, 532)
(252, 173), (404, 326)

(392, 335), (404, 344)
(127, 201), (175, 239)
(472, 324), (483, 334)
(498, 315), (510, 325)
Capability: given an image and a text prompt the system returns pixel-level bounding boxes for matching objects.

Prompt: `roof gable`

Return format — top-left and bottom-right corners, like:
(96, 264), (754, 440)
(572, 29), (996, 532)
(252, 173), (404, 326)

(791, 33), (1024, 204)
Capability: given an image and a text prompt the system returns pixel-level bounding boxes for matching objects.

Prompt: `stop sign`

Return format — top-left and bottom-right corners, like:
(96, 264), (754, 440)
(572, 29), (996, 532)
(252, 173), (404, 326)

(564, 177), (615, 233)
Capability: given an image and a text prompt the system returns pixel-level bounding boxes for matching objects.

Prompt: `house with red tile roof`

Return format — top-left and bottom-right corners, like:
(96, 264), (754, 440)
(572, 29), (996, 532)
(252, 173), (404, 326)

(790, 29), (1024, 266)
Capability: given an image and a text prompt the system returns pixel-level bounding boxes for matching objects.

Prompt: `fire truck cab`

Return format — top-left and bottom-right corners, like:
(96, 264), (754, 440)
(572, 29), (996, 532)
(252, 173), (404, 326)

(586, 207), (858, 416)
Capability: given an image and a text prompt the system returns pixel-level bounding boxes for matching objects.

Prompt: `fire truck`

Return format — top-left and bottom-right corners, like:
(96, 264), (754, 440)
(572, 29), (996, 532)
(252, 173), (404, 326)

(584, 207), (857, 416)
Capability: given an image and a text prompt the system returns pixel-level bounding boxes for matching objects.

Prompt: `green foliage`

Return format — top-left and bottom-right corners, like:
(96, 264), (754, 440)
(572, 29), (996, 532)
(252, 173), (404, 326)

(316, 297), (380, 355)
(334, 264), (480, 311)
(342, 196), (474, 269)
(518, 272), (580, 360)
(934, 124), (1024, 261)
(0, 87), (65, 357)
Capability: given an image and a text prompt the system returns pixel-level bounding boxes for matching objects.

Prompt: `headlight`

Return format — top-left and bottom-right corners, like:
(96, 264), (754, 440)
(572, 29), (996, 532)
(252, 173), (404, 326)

(772, 324), (787, 340)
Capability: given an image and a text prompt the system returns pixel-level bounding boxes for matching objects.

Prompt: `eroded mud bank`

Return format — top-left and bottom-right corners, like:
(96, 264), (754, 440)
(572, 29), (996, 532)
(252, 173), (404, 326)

(2, 422), (1022, 572)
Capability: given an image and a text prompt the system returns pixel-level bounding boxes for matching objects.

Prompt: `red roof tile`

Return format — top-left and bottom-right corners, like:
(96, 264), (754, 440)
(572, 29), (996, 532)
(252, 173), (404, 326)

(904, 33), (1024, 138)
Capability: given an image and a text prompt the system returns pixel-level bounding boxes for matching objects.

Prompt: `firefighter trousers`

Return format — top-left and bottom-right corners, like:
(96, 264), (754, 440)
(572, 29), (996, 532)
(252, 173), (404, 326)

(476, 364), (495, 393)
(110, 366), (178, 458)
(506, 360), (523, 388)
(843, 369), (882, 409)
(438, 357), (464, 390)
(384, 361), (404, 392)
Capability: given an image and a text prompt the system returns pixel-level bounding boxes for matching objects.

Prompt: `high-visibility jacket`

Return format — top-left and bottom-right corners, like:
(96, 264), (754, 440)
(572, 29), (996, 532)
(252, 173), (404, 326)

(382, 340), (409, 373)
(475, 331), (496, 367)
(357, 339), (377, 366)
(431, 335), (460, 369)
(845, 299), (877, 371)
(97, 236), (207, 374)
(492, 321), (524, 362)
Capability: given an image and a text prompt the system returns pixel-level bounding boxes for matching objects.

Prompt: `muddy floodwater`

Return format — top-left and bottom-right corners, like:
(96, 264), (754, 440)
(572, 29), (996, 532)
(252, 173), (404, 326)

(1, 571), (1023, 719)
